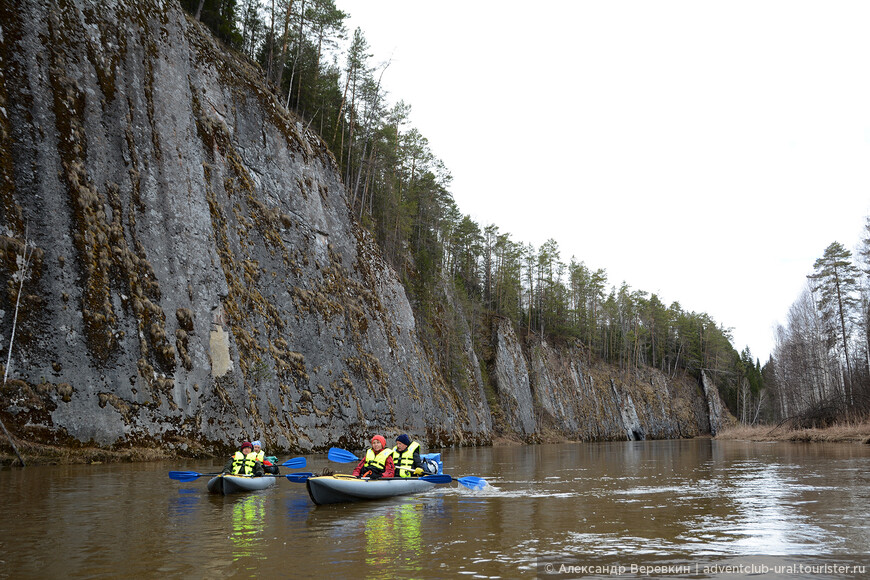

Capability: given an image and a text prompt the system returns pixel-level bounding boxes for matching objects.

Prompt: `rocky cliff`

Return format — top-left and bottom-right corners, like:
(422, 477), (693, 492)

(0, 0), (730, 458)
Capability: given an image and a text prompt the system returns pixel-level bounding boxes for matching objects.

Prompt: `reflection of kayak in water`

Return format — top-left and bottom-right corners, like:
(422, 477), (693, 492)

(207, 474), (277, 495)
(306, 474), (436, 505)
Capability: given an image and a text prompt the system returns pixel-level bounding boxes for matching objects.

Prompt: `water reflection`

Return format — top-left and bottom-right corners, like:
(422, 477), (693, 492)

(298, 495), (452, 577)
(168, 488), (201, 517)
(449, 439), (870, 570)
(228, 494), (268, 561)
(679, 458), (836, 554)
(284, 496), (314, 522)
(364, 503), (425, 576)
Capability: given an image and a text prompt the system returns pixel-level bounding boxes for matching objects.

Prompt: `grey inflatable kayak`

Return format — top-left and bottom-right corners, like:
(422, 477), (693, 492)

(306, 474), (436, 505)
(207, 474), (277, 495)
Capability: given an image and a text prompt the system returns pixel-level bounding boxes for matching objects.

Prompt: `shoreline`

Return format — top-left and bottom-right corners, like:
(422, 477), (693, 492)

(0, 440), (191, 467)
(4, 423), (869, 466)
(715, 421), (870, 444)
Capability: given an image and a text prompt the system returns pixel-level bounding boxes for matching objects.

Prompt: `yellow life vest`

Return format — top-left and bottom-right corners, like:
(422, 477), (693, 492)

(253, 450), (265, 462)
(363, 447), (393, 474)
(231, 451), (258, 475)
(393, 441), (421, 477)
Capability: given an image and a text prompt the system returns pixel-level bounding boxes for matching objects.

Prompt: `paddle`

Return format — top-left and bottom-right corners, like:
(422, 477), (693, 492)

(285, 472), (314, 483)
(450, 475), (487, 490)
(327, 447), (486, 489)
(419, 474), (453, 484)
(169, 471), (303, 482)
(168, 471), (289, 482)
(397, 467), (486, 489)
(327, 447), (360, 463)
(280, 457), (307, 469)
(168, 471), (222, 482)
(168, 457), (306, 482)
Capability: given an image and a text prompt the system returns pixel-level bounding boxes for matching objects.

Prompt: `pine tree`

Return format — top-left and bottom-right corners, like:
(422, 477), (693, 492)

(182, 0), (243, 47)
(808, 241), (861, 404)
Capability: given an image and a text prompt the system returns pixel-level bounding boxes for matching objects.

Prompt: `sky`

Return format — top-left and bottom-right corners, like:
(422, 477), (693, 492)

(333, 1), (870, 362)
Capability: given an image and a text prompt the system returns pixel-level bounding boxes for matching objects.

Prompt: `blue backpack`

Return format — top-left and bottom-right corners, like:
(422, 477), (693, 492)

(421, 453), (442, 475)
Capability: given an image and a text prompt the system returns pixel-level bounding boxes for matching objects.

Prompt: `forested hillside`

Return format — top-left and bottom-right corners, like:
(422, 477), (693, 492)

(179, 0), (756, 412)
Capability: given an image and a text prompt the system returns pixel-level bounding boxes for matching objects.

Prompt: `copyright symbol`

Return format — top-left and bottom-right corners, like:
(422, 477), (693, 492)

(545, 564), (554, 573)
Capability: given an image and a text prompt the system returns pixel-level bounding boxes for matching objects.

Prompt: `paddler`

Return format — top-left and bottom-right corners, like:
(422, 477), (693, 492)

(392, 434), (425, 477)
(251, 440), (279, 474)
(352, 434), (395, 479)
(222, 441), (265, 477)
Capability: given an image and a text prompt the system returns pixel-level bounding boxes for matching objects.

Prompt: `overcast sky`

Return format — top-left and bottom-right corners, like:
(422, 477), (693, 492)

(333, 1), (870, 362)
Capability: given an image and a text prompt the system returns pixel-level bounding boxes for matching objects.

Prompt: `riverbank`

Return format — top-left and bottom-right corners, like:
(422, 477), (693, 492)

(6, 422), (869, 466)
(0, 439), (208, 467)
(716, 420), (870, 444)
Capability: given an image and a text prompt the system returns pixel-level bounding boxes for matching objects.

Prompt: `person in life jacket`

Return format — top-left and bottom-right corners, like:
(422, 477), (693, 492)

(351, 435), (395, 479)
(392, 434), (425, 477)
(251, 440), (279, 475)
(222, 441), (265, 476)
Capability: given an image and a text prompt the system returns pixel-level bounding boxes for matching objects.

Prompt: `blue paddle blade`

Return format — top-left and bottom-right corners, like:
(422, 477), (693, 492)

(168, 471), (202, 481)
(285, 472), (313, 483)
(327, 447), (360, 463)
(280, 457), (307, 469)
(456, 476), (487, 490)
(420, 474), (452, 484)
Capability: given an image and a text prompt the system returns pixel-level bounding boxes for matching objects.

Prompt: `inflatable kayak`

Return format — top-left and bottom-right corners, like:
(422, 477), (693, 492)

(306, 474), (436, 505)
(207, 474), (277, 495)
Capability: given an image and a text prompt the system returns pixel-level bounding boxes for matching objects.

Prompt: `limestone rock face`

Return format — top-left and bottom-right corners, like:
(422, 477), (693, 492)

(492, 319), (536, 435)
(0, 0), (731, 455)
(701, 370), (731, 436)
(510, 334), (712, 442)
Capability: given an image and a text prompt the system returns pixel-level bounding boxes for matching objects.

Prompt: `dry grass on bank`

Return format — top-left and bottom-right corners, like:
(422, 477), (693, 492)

(491, 434), (526, 446)
(0, 439), (195, 466)
(716, 420), (870, 444)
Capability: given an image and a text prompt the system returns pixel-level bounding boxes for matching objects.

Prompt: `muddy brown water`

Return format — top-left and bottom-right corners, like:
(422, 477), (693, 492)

(2, 439), (869, 578)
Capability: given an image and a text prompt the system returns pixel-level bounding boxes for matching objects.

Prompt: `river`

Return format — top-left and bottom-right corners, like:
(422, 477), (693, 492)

(2, 439), (869, 579)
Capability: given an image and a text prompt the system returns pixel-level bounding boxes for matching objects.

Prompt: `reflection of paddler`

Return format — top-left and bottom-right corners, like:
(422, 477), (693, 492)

(365, 503), (424, 572)
(231, 494), (267, 561)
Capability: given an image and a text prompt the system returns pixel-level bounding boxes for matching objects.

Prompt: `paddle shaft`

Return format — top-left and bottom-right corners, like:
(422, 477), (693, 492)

(169, 471), (299, 481)
(170, 456), (305, 480)
(395, 467), (486, 489)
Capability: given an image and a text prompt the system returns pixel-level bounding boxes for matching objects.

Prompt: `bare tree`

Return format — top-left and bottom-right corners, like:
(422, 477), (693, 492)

(1, 232), (33, 467)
